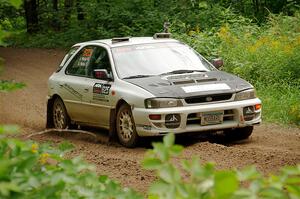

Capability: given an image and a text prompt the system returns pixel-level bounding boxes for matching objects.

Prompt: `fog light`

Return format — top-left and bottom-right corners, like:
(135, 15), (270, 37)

(243, 106), (255, 121)
(149, 114), (161, 120)
(165, 114), (181, 129)
(255, 104), (261, 110)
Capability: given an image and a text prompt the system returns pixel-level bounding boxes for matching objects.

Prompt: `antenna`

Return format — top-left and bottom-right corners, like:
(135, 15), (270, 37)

(163, 21), (170, 33)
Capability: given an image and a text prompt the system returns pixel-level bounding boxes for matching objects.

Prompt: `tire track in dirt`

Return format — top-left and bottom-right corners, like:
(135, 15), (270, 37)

(1, 47), (300, 192)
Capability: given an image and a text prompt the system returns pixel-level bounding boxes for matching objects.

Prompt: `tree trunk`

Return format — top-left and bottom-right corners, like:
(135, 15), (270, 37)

(76, 0), (84, 20)
(53, 0), (58, 10)
(52, 0), (60, 30)
(24, 0), (39, 33)
(64, 0), (72, 21)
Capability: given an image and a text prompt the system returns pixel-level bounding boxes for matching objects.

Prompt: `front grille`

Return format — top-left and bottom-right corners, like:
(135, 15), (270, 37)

(185, 93), (232, 104)
(186, 109), (235, 125)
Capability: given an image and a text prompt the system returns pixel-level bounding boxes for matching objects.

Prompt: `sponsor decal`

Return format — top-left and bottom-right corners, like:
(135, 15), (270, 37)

(62, 84), (83, 99)
(182, 83), (231, 93)
(83, 48), (93, 57)
(93, 83), (111, 95)
(92, 83), (111, 102)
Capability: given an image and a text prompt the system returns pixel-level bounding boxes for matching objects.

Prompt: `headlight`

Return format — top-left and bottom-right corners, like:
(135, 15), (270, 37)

(145, 98), (183, 108)
(235, 89), (256, 101)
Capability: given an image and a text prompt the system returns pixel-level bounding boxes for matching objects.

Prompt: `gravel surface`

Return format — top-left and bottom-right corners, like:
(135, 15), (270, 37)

(1, 47), (300, 192)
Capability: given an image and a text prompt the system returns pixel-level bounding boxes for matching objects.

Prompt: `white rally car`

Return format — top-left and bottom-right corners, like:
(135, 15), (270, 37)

(47, 33), (262, 147)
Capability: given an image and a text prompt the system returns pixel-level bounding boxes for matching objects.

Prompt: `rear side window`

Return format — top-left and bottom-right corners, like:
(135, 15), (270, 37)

(65, 46), (97, 77)
(56, 46), (79, 72)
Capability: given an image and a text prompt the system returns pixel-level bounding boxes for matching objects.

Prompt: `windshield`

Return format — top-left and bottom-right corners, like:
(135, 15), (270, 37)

(111, 42), (214, 79)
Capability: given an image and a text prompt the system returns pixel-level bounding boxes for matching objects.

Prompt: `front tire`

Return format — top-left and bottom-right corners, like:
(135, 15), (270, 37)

(116, 104), (139, 148)
(224, 126), (253, 141)
(53, 98), (69, 129)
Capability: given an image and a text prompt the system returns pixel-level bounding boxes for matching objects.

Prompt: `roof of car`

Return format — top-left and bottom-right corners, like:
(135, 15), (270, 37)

(75, 37), (180, 48)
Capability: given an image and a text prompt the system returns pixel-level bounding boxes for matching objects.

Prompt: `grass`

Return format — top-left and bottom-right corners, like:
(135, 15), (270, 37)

(256, 84), (300, 126)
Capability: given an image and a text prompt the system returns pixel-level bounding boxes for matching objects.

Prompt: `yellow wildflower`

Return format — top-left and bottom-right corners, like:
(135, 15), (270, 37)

(295, 36), (300, 46)
(283, 45), (293, 54)
(254, 40), (263, 49)
(31, 143), (38, 153)
(188, 30), (196, 36)
(270, 40), (280, 49)
(244, 33), (251, 38)
(280, 36), (288, 42)
(248, 45), (257, 53)
(258, 36), (269, 44)
(195, 26), (200, 33)
(39, 153), (50, 165)
(218, 26), (230, 40)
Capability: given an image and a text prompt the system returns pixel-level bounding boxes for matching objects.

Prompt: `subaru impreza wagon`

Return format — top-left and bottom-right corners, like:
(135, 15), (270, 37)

(47, 33), (262, 147)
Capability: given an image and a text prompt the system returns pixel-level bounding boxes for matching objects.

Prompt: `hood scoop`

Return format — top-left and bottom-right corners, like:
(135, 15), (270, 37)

(196, 78), (218, 83)
(166, 73), (207, 81)
(172, 79), (195, 85)
(167, 73), (218, 85)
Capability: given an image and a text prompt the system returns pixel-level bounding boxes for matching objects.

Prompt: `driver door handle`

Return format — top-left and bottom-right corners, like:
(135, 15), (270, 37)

(84, 88), (89, 92)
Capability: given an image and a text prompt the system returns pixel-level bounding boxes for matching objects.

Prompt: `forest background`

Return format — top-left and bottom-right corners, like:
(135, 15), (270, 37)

(0, 1), (300, 198)
(2, 0), (299, 126)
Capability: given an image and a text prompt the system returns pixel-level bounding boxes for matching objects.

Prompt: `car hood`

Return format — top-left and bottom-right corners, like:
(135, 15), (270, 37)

(124, 71), (253, 98)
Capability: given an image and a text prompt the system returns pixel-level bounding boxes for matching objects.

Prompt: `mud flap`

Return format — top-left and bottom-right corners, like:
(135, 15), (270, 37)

(108, 109), (117, 142)
(46, 98), (54, 128)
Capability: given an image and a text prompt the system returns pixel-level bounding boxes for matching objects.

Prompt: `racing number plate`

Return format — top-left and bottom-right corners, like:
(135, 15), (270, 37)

(201, 111), (224, 125)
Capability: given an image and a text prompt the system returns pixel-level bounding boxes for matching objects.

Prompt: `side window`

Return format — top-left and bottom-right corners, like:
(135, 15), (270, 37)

(87, 46), (112, 78)
(57, 46), (79, 72)
(66, 46), (96, 77)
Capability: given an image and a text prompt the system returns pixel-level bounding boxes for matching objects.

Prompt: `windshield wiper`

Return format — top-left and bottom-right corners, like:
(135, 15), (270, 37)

(160, 69), (208, 76)
(123, 75), (153, 79)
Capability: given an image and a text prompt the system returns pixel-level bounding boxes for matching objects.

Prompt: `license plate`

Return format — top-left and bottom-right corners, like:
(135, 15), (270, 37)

(201, 111), (224, 125)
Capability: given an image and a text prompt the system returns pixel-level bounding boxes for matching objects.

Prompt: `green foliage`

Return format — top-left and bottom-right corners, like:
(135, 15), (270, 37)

(175, 12), (300, 126)
(216, 13), (300, 126)
(0, 131), (142, 199)
(1, 129), (300, 198)
(0, 80), (25, 92)
(0, 125), (19, 135)
(256, 84), (300, 126)
(143, 133), (300, 199)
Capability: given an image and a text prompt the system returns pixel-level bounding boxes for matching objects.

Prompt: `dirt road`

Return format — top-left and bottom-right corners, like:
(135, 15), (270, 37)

(1, 47), (300, 192)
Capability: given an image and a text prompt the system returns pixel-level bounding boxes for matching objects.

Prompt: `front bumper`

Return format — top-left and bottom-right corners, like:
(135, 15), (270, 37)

(132, 98), (262, 136)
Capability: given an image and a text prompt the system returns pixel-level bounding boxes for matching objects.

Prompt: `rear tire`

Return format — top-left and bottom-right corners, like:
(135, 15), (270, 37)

(116, 104), (139, 148)
(53, 98), (69, 129)
(224, 126), (253, 141)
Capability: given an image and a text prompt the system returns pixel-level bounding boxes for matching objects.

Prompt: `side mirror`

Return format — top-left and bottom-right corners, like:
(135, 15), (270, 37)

(94, 69), (111, 81)
(211, 58), (224, 69)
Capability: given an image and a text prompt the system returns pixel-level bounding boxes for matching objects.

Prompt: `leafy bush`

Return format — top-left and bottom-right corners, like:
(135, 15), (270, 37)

(1, 128), (300, 199)
(143, 134), (300, 199)
(175, 12), (300, 126)
(216, 13), (300, 126)
(0, 128), (142, 199)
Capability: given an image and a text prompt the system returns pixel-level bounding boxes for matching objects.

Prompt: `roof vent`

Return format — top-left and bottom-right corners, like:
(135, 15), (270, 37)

(112, 37), (130, 44)
(153, 33), (171, 39)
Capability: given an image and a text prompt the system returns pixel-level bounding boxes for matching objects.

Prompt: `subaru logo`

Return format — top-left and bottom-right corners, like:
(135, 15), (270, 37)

(169, 115), (178, 122)
(206, 96), (213, 102)
(165, 114), (181, 129)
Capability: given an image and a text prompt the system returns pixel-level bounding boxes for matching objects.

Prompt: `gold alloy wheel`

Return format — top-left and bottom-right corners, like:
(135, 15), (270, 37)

(116, 104), (138, 147)
(53, 98), (68, 129)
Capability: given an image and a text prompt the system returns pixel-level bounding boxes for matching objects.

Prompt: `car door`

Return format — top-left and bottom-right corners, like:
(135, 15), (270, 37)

(78, 46), (116, 128)
(59, 46), (97, 123)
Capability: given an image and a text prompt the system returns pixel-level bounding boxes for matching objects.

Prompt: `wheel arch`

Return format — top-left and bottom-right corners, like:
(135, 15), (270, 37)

(109, 99), (129, 140)
(46, 94), (63, 128)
